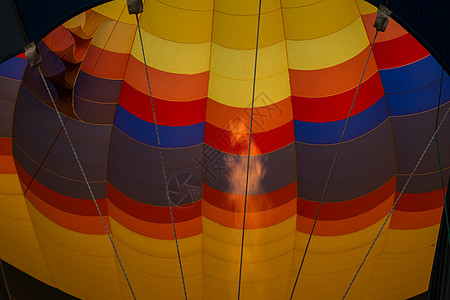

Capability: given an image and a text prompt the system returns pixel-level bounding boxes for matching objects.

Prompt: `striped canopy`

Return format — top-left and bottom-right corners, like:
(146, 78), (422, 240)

(0, 0), (449, 299)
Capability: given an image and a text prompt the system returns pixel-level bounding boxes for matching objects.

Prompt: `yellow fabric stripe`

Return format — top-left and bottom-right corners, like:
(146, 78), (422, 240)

(210, 41), (288, 80)
(0, 173), (23, 195)
(356, 0), (378, 15)
(286, 17), (369, 70)
(109, 219), (202, 299)
(364, 225), (439, 299)
(215, 0), (280, 15)
(208, 70), (290, 107)
(0, 174), (53, 286)
(26, 201), (122, 300)
(212, 8), (284, 49)
(139, 0), (213, 44)
(93, 1), (135, 24)
(290, 217), (391, 299)
(203, 217), (296, 300)
(63, 12), (86, 29)
(160, 0), (213, 11)
(91, 21), (136, 54)
(130, 29), (210, 74)
(282, 0), (361, 40)
(43, 256), (122, 300)
(281, 0), (322, 8)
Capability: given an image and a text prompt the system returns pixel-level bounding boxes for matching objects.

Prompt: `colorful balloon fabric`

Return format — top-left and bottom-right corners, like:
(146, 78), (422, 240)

(0, 0), (449, 299)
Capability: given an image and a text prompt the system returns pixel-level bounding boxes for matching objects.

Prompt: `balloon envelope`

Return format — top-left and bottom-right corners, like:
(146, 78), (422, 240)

(0, 0), (449, 299)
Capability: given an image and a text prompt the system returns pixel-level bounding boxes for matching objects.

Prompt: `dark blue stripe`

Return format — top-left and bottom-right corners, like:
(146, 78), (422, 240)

(75, 71), (122, 103)
(296, 120), (396, 202)
(0, 56), (27, 80)
(379, 55), (444, 94)
(294, 97), (389, 144)
(386, 76), (450, 116)
(107, 128), (204, 206)
(114, 105), (204, 148)
(202, 143), (297, 196)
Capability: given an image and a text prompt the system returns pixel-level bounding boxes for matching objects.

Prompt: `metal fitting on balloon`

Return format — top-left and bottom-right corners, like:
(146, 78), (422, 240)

(374, 4), (391, 32)
(127, 0), (143, 14)
(24, 42), (42, 68)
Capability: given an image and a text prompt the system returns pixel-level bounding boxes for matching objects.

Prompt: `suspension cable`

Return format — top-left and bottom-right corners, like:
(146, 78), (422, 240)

(342, 104), (450, 299)
(36, 66), (136, 300)
(434, 67), (450, 245)
(134, 15), (188, 300)
(24, 4), (126, 195)
(0, 260), (11, 300)
(237, 1), (262, 299)
(289, 30), (380, 299)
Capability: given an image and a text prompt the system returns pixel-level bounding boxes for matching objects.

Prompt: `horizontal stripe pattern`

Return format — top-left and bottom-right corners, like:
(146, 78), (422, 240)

(0, 1), (449, 300)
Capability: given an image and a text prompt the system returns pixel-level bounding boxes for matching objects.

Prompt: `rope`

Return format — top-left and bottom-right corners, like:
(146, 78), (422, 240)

(289, 30), (379, 300)
(0, 260), (11, 300)
(134, 15), (188, 300)
(24, 4), (126, 195)
(23, 116), (69, 195)
(434, 67), (450, 245)
(342, 104), (450, 299)
(81, 5), (126, 88)
(237, 1), (262, 299)
(37, 66), (137, 300)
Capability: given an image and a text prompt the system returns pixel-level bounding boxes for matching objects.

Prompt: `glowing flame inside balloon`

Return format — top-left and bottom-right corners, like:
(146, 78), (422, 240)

(226, 118), (266, 226)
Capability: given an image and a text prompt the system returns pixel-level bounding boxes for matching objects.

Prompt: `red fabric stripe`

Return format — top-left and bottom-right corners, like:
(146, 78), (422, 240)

(292, 72), (384, 123)
(373, 33), (429, 69)
(297, 177), (396, 220)
(0, 137), (12, 155)
(15, 161), (108, 216)
(118, 81), (207, 126)
(394, 189), (445, 212)
(203, 182), (297, 213)
(107, 183), (201, 223)
(204, 121), (294, 155)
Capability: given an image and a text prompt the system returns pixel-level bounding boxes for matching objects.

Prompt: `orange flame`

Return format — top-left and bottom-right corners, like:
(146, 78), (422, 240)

(226, 118), (266, 227)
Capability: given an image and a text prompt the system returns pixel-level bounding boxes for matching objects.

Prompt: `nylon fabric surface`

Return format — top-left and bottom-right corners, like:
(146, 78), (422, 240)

(0, 0), (449, 299)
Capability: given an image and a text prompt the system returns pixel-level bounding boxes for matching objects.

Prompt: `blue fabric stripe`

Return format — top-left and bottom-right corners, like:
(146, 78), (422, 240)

(379, 55), (444, 94)
(294, 97), (389, 144)
(386, 76), (450, 116)
(0, 56), (27, 80)
(114, 105), (204, 148)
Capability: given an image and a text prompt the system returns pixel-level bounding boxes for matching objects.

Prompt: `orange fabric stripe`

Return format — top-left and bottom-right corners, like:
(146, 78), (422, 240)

(297, 194), (395, 236)
(203, 182), (297, 213)
(0, 155), (16, 174)
(108, 200), (201, 239)
(203, 198), (296, 229)
(25, 186), (110, 235)
(205, 97), (293, 133)
(361, 13), (408, 43)
(81, 47), (130, 79)
(390, 206), (443, 229)
(289, 46), (378, 98)
(124, 56), (209, 100)
(43, 26), (91, 64)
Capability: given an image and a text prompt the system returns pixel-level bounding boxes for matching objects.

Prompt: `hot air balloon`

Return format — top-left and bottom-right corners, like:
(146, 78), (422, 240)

(0, 0), (449, 299)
